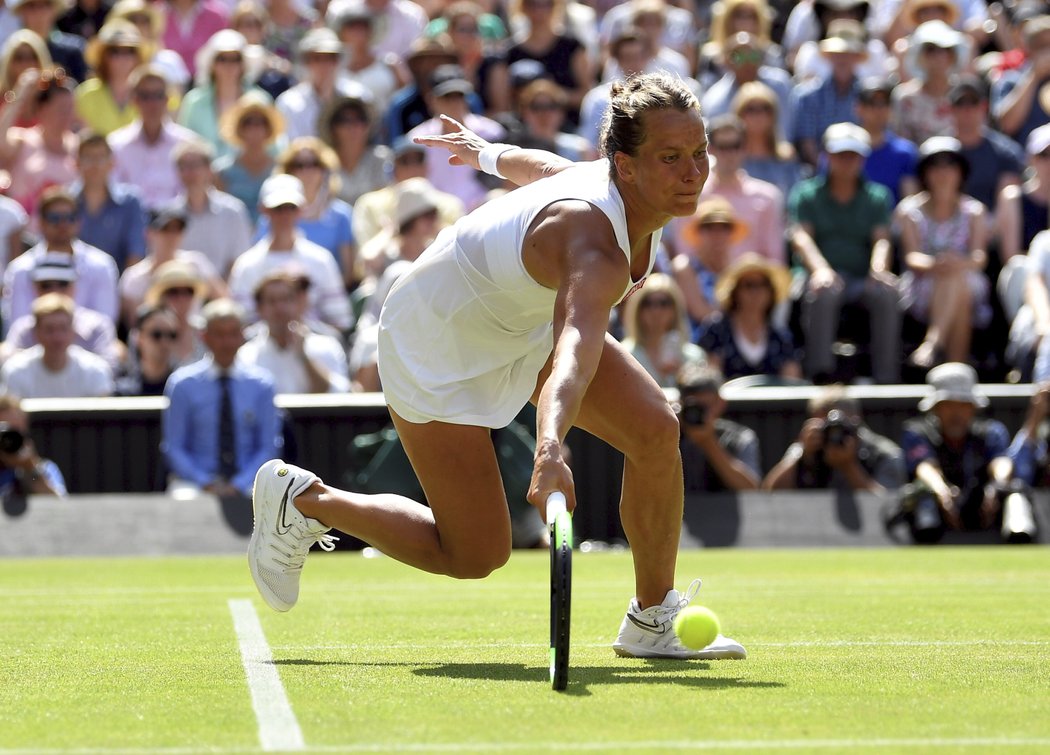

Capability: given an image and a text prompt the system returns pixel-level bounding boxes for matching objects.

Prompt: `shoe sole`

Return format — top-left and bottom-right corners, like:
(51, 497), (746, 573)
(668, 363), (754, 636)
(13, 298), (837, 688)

(248, 459), (293, 613)
(612, 641), (747, 660)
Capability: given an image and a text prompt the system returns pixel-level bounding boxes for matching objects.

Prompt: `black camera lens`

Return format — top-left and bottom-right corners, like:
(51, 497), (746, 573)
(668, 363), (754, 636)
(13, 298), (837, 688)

(680, 401), (707, 426)
(823, 409), (853, 446)
(0, 422), (25, 455)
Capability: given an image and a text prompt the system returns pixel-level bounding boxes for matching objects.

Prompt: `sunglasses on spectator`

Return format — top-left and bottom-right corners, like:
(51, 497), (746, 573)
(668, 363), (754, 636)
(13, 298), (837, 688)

(523, 0), (554, 8)
(135, 89), (167, 101)
(107, 46), (139, 57)
(740, 102), (773, 115)
(288, 159), (323, 171)
(452, 24), (479, 34)
(163, 286), (197, 297)
(37, 280), (71, 291)
(43, 211), (77, 224)
(213, 54), (243, 65)
(712, 141), (742, 151)
(145, 329), (178, 341)
(126, 13), (152, 25)
(396, 152), (426, 165)
(737, 279), (771, 291)
(332, 115), (367, 126)
(729, 49), (764, 66)
(951, 97), (981, 108)
(640, 297), (675, 309)
(239, 115), (270, 128)
(527, 101), (562, 112)
(11, 50), (39, 63)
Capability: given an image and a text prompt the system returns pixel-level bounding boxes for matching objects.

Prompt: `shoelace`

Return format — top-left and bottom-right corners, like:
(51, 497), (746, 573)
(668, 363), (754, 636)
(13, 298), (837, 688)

(642, 578), (704, 622)
(272, 525), (339, 570)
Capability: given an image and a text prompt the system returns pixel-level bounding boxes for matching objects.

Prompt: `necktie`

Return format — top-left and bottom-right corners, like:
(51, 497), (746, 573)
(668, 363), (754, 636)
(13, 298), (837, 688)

(218, 373), (237, 480)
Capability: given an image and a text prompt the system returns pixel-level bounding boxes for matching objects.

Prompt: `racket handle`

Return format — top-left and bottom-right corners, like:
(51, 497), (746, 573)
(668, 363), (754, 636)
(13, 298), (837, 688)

(546, 491), (567, 523)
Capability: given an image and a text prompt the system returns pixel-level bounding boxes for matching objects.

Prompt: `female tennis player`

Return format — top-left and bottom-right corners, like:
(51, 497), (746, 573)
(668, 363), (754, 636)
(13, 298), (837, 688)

(249, 72), (746, 660)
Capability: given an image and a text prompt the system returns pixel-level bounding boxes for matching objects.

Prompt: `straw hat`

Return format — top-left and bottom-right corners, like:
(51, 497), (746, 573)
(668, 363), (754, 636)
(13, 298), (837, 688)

(395, 177), (439, 227)
(145, 260), (207, 305)
(219, 90), (284, 148)
(714, 252), (791, 309)
(108, 0), (163, 38)
(818, 19), (869, 57)
(904, 0), (960, 28)
(85, 19), (148, 72)
(681, 197), (749, 250)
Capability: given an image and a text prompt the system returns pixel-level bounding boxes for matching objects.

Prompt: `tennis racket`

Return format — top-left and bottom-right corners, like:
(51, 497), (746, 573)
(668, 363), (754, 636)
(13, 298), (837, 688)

(547, 491), (573, 691)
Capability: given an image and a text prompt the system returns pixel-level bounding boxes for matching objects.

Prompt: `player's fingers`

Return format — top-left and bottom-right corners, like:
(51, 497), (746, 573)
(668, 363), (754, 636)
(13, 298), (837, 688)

(439, 114), (466, 134)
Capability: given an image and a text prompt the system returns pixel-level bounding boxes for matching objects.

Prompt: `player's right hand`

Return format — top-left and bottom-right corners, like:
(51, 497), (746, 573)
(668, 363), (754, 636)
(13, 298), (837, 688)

(528, 444), (576, 521)
(412, 115), (488, 170)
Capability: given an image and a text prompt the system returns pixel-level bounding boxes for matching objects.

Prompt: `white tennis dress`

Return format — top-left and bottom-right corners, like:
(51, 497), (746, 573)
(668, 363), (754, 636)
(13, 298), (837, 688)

(377, 159), (661, 428)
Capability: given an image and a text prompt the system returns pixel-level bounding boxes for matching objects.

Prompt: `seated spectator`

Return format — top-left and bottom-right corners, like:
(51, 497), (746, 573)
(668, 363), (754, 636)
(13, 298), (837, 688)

(0, 293), (113, 397)
(1023, 232), (1050, 382)
(0, 30), (52, 129)
(0, 391), (66, 498)
(997, 123), (1050, 261)
(56, 0), (110, 62)
(75, 20), (151, 137)
(71, 131), (147, 272)
(318, 95), (391, 208)
(672, 197), (747, 337)
(789, 122), (900, 383)
(891, 20), (969, 145)
(0, 193), (28, 279)
(114, 302), (178, 396)
(992, 14), (1050, 148)
(143, 259), (208, 368)
(213, 91), (285, 227)
(897, 136), (989, 370)
(260, 0), (315, 64)
(1003, 383), (1050, 540)
(170, 138), (253, 277)
(118, 206), (226, 327)
(161, 0), (229, 81)
(898, 362), (1029, 543)
(855, 76), (919, 205)
(351, 137), (464, 249)
(0, 67), (78, 222)
(12, 0), (87, 84)
(619, 272), (706, 389)
(178, 29), (269, 161)
(578, 26), (651, 151)
(3, 186), (119, 328)
(238, 270), (350, 394)
(676, 363), (761, 492)
(275, 27), (369, 141)
(430, 0), (511, 117)
(789, 19), (868, 167)
(732, 81), (806, 202)
(229, 174), (351, 332)
(357, 177), (441, 297)
(698, 252), (802, 381)
(513, 80), (595, 162)
(697, 0), (781, 91)
(701, 32), (793, 140)
(602, 0), (694, 81)
(2, 253), (121, 368)
(406, 65), (505, 211)
(763, 385), (905, 493)
(789, 0), (890, 84)
(108, 0), (190, 94)
(671, 114), (783, 263)
(162, 298), (280, 500)
(108, 66), (197, 209)
(328, 0), (405, 119)
(255, 137), (357, 288)
(383, 35), (459, 143)
(949, 75), (1024, 214)
(228, 0), (293, 100)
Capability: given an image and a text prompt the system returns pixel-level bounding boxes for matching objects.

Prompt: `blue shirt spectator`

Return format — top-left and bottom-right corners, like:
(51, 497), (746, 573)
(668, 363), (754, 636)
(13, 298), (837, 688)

(254, 198), (355, 271)
(72, 181), (147, 271)
(864, 132), (918, 204)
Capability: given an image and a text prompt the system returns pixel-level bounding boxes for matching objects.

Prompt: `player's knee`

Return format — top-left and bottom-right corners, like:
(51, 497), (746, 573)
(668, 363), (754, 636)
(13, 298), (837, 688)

(446, 544), (510, 579)
(626, 402), (680, 461)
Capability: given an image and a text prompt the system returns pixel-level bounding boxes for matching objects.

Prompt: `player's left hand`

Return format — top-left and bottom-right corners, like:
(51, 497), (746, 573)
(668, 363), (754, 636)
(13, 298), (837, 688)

(412, 115), (488, 170)
(528, 442), (575, 521)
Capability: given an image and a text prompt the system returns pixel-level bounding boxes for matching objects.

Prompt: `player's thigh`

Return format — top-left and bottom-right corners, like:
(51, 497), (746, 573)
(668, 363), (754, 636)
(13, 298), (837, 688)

(389, 408), (512, 565)
(532, 333), (679, 456)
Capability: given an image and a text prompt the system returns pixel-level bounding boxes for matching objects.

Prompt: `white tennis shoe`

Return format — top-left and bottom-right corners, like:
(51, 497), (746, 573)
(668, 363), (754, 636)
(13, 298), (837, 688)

(612, 579), (747, 660)
(249, 459), (337, 612)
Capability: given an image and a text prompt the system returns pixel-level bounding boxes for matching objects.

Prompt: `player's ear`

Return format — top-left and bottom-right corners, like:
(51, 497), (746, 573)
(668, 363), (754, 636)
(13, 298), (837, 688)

(613, 151), (635, 183)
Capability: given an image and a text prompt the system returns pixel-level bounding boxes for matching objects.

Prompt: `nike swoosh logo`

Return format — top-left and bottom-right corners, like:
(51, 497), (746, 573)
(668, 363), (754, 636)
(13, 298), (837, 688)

(276, 480), (295, 535)
(627, 614), (669, 635)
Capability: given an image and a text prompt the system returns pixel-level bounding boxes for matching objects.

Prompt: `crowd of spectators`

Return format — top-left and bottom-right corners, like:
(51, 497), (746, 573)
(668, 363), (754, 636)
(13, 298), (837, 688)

(1, 0), (1049, 540)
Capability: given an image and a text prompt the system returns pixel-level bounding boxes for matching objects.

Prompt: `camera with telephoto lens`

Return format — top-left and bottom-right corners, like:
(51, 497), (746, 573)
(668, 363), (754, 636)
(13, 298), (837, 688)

(822, 409), (855, 446)
(0, 422), (24, 454)
(679, 399), (707, 427)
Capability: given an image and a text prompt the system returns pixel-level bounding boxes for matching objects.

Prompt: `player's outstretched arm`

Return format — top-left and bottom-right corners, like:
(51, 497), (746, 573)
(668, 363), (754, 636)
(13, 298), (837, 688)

(414, 115), (574, 187)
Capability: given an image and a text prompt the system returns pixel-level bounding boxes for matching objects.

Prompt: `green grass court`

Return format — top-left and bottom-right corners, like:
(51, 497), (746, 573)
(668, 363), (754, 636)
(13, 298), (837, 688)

(3, 547), (1049, 754)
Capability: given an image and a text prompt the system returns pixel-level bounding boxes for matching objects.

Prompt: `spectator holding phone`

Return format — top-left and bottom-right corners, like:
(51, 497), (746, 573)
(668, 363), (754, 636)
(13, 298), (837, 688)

(676, 363), (761, 493)
(763, 385), (905, 493)
(0, 391), (66, 499)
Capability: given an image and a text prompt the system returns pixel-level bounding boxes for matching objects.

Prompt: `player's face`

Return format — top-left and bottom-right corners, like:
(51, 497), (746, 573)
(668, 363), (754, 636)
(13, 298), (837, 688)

(626, 108), (709, 218)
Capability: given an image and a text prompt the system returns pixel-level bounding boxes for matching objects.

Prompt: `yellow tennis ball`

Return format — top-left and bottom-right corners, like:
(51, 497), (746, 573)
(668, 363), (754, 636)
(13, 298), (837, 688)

(674, 606), (721, 650)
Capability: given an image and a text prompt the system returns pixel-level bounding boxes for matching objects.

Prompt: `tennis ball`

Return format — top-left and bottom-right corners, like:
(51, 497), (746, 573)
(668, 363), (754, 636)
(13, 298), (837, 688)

(674, 606), (721, 650)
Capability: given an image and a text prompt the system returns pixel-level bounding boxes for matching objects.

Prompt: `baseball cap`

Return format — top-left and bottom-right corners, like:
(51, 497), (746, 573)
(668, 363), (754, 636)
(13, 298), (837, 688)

(31, 253), (78, 283)
(1026, 123), (1050, 156)
(823, 122), (872, 156)
(259, 174), (306, 209)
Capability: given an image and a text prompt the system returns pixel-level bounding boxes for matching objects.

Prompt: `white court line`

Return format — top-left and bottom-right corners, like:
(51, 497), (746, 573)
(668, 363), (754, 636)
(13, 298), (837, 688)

(3, 737), (1050, 754)
(273, 639), (1050, 651)
(228, 599), (305, 752)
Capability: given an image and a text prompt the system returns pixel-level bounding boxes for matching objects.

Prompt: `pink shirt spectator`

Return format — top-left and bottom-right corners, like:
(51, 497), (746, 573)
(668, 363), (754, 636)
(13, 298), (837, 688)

(108, 120), (198, 209)
(671, 172), (785, 264)
(407, 113), (505, 211)
(6, 128), (79, 221)
(162, 0), (230, 77)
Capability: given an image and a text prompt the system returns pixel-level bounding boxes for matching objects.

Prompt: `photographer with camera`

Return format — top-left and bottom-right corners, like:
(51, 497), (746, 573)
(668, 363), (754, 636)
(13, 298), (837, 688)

(677, 364), (761, 493)
(763, 385), (905, 493)
(897, 363), (1033, 544)
(0, 392), (66, 499)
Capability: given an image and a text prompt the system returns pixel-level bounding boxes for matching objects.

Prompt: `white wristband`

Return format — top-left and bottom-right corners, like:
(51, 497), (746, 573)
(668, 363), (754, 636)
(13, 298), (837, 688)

(478, 143), (518, 179)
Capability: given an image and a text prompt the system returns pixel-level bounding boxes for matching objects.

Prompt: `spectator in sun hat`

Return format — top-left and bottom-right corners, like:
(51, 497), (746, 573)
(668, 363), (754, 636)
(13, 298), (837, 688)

(318, 94), (392, 207)
(3, 186), (119, 330)
(789, 18), (869, 167)
(276, 27), (371, 142)
(228, 173), (352, 332)
(891, 20), (971, 144)
(11, 0), (87, 83)
(328, 0), (404, 119)
(789, 121), (900, 384)
(144, 258), (208, 367)
(1, 252), (121, 368)
(788, 0), (891, 85)
(75, 19), (153, 136)
(107, 0), (190, 92)
(948, 74), (1024, 212)
(853, 76), (920, 204)
(358, 175), (441, 290)
(898, 362), (1032, 544)
(993, 14), (1050, 146)
(996, 122), (1050, 261)
(212, 91), (285, 227)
